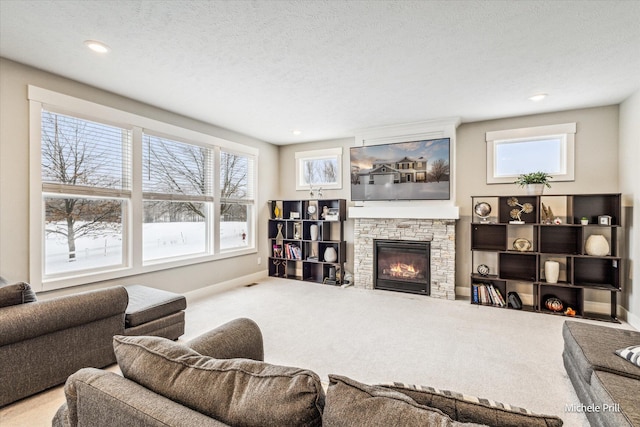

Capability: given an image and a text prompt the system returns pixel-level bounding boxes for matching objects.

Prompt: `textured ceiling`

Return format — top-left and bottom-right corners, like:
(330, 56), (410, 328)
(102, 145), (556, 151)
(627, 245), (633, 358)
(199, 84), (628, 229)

(1, 1), (639, 144)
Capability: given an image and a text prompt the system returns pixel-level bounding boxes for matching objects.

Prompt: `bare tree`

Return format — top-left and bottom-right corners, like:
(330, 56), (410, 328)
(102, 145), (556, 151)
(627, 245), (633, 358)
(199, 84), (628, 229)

(305, 159), (337, 185)
(41, 112), (123, 261)
(428, 159), (450, 183)
(144, 142), (249, 222)
(220, 152), (248, 220)
(351, 165), (360, 184)
(144, 137), (207, 219)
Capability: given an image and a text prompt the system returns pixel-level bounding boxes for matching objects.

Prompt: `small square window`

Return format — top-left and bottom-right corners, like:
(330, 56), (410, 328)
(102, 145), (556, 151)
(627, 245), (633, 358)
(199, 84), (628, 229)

(295, 148), (342, 190)
(486, 123), (576, 184)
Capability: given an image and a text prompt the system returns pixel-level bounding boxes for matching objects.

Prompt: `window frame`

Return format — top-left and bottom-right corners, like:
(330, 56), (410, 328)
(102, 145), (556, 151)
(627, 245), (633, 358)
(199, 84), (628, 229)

(485, 123), (576, 184)
(295, 147), (343, 191)
(28, 86), (258, 291)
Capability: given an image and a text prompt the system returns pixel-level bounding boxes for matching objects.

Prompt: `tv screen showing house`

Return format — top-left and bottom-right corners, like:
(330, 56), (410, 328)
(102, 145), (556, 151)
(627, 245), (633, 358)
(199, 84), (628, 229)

(350, 138), (450, 201)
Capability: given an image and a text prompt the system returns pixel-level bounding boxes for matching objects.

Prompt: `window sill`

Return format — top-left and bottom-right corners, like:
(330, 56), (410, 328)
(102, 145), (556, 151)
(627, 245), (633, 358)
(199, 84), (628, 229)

(40, 247), (257, 292)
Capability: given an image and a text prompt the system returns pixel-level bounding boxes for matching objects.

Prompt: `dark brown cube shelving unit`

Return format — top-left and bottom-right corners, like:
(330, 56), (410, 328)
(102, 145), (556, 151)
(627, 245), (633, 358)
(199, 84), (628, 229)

(470, 193), (621, 323)
(268, 199), (346, 286)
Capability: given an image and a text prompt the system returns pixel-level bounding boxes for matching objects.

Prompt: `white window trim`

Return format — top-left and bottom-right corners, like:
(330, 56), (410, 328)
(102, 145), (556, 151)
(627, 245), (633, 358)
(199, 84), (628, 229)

(28, 86), (258, 291)
(486, 123), (576, 184)
(295, 147), (343, 190)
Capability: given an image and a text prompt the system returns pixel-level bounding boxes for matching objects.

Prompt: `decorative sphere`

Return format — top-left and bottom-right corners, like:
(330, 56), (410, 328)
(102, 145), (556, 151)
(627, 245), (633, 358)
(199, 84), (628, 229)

(474, 202), (492, 219)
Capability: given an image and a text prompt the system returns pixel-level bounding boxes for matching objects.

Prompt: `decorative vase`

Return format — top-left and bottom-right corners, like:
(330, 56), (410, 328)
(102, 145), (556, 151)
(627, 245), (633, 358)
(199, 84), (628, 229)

(275, 223), (284, 241)
(310, 224), (319, 241)
(273, 205), (281, 219)
(585, 235), (609, 256)
(545, 260), (560, 284)
(526, 183), (545, 195)
(323, 246), (337, 263)
(545, 297), (564, 312)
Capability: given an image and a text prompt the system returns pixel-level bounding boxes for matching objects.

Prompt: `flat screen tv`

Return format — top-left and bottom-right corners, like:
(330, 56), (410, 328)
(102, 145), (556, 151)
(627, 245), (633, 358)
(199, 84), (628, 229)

(350, 138), (450, 201)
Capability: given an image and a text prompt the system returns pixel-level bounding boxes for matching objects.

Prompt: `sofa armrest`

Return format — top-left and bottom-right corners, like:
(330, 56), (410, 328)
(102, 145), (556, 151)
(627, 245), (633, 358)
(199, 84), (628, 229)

(56, 368), (227, 427)
(0, 286), (128, 346)
(186, 318), (264, 361)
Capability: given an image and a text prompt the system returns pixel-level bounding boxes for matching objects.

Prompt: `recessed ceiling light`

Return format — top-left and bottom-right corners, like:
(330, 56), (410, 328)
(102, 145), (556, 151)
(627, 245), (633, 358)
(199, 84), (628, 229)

(529, 93), (548, 102)
(292, 130), (302, 136)
(84, 40), (111, 54)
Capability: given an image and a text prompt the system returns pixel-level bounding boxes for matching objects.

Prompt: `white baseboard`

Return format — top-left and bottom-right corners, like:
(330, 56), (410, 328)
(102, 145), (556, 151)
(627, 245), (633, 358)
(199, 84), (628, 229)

(620, 306), (640, 330)
(184, 270), (268, 303)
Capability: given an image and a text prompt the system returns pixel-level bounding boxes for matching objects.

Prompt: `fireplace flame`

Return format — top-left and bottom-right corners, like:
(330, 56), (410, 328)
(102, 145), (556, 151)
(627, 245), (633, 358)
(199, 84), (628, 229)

(389, 262), (419, 279)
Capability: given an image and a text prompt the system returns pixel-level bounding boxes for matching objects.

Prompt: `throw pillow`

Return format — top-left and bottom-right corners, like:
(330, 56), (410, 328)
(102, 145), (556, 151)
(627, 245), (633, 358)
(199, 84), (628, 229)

(323, 375), (483, 427)
(379, 382), (563, 427)
(615, 345), (640, 367)
(113, 335), (324, 427)
(0, 281), (37, 308)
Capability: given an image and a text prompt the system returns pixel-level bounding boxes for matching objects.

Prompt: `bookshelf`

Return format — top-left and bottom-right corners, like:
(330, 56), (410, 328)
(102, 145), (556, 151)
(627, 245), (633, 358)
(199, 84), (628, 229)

(268, 199), (346, 285)
(470, 193), (621, 323)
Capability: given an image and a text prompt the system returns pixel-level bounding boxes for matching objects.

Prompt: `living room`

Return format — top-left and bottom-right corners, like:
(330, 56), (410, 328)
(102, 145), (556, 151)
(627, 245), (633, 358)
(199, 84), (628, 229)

(1, 1), (639, 426)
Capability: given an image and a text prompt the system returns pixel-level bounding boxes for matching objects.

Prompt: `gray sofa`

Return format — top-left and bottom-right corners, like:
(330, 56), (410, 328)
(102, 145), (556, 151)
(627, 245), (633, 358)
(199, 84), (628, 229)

(0, 284), (186, 407)
(562, 320), (640, 427)
(54, 318), (564, 427)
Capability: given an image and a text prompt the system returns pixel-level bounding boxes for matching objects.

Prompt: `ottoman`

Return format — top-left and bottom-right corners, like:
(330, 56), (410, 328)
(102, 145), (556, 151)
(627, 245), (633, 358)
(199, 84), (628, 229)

(124, 285), (186, 340)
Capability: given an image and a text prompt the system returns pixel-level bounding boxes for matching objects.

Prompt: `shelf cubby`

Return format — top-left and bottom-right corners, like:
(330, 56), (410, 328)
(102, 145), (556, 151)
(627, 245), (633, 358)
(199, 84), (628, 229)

(471, 224), (506, 251)
(499, 252), (537, 281)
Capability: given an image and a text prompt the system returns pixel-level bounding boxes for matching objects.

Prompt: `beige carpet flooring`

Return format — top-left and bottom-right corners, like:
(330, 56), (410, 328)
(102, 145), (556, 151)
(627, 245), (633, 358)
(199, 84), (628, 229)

(5, 276), (633, 426)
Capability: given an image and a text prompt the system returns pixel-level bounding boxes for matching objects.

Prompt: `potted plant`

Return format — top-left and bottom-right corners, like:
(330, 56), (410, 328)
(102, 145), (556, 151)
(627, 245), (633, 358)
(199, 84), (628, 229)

(514, 172), (552, 195)
(581, 217), (589, 225)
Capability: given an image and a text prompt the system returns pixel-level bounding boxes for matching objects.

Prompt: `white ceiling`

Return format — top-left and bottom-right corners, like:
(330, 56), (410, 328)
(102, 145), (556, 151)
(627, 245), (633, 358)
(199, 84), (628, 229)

(1, 1), (639, 145)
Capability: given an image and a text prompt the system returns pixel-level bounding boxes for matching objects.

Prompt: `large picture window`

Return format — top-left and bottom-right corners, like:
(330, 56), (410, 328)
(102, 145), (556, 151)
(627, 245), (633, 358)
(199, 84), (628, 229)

(142, 133), (213, 262)
(220, 151), (255, 250)
(486, 123), (576, 184)
(41, 110), (131, 276)
(29, 86), (257, 290)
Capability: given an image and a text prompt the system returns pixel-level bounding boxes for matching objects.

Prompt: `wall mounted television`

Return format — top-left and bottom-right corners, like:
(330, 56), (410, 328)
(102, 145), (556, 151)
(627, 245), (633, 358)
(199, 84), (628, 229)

(350, 138), (450, 201)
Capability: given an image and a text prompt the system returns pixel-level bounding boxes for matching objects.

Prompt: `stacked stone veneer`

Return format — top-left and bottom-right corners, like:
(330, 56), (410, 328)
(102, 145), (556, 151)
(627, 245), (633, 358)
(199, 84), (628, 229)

(353, 218), (456, 300)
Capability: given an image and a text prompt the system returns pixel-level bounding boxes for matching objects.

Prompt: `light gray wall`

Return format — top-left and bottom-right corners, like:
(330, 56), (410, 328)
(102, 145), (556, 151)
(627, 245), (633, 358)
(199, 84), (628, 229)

(278, 137), (356, 274)
(619, 89), (640, 329)
(279, 106), (623, 315)
(0, 58), (278, 297)
(456, 106), (620, 308)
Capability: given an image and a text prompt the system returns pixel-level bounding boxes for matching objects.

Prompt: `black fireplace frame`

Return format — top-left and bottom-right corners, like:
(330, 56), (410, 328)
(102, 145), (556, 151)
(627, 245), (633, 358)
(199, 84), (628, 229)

(373, 239), (431, 295)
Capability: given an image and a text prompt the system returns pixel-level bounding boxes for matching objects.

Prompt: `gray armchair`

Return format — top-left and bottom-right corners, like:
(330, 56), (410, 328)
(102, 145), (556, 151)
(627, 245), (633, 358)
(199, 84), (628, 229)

(0, 286), (129, 407)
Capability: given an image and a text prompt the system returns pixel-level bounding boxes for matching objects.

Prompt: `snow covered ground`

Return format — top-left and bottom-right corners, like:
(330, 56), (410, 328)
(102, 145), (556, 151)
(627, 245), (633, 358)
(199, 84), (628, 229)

(351, 181), (449, 201)
(45, 221), (249, 275)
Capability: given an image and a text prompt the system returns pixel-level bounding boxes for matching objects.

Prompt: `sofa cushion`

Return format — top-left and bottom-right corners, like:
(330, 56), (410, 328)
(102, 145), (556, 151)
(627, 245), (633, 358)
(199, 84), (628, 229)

(0, 281), (37, 308)
(590, 370), (640, 427)
(615, 345), (640, 368)
(380, 382), (563, 427)
(323, 375), (482, 427)
(124, 285), (186, 327)
(562, 321), (640, 383)
(113, 335), (324, 427)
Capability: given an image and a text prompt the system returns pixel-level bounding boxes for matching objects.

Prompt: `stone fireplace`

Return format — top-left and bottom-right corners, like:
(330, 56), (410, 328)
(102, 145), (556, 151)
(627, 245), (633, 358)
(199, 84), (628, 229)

(352, 217), (456, 300)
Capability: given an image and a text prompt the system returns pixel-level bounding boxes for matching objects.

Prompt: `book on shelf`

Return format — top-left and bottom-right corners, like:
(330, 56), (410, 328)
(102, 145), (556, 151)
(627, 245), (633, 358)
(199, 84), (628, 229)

(285, 243), (302, 260)
(472, 283), (506, 307)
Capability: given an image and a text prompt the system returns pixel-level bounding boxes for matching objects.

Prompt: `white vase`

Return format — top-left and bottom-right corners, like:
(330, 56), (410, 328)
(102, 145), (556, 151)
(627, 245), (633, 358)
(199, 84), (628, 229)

(310, 224), (319, 241)
(544, 261), (560, 284)
(526, 183), (544, 195)
(585, 235), (609, 256)
(323, 246), (337, 263)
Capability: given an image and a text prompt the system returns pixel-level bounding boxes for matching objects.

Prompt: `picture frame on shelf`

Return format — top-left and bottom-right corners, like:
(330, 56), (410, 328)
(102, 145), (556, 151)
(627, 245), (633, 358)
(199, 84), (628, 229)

(325, 208), (340, 221)
(598, 215), (612, 226)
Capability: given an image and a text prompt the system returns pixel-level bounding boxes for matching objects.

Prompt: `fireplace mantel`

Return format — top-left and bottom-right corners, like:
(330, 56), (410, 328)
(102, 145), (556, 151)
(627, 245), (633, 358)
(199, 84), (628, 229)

(348, 204), (459, 220)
